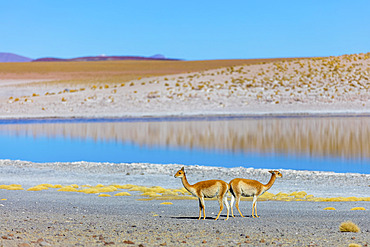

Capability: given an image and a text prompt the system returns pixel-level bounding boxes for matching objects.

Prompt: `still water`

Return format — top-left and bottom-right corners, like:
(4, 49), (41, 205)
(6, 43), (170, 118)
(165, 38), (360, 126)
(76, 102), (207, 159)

(0, 116), (369, 174)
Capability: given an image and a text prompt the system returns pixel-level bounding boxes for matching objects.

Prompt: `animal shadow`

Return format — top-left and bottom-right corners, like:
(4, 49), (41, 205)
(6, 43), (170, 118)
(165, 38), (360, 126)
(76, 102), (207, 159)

(171, 216), (218, 220)
(171, 214), (231, 220)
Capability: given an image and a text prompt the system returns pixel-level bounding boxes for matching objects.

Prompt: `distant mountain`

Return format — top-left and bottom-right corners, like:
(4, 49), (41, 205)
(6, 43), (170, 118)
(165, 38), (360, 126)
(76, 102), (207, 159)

(0, 52), (32, 62)
(150, 54), (166, 59)
(33, 54), (180, 62)
(0, 52), (179, 62)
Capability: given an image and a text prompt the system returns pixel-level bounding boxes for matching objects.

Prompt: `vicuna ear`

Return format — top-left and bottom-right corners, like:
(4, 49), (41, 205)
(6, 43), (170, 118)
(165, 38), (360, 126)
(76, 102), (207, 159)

(181, 167), (185, 171)
(268, 170), (273, 174)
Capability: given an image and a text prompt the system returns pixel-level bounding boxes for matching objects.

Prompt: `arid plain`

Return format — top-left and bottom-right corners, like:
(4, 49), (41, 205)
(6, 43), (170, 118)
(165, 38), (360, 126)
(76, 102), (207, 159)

(1, 55), (369, 246)
(0, 53), (369, 118)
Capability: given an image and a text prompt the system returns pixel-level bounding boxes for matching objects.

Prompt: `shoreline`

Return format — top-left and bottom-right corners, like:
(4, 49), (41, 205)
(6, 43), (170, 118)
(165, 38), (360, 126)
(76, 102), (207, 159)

(0, 112), (369, 123)
(1, 160), (370, 197)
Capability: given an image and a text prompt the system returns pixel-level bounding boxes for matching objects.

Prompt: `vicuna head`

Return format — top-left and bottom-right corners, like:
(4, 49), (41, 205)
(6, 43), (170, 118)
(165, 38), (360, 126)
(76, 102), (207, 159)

(269, 170), (283, 178)
(174, 167), (185, 178)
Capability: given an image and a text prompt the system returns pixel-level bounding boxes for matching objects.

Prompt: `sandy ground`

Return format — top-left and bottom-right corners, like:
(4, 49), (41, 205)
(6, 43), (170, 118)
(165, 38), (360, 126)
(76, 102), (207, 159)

(0, 54), (369, 119)
(0, 152), (369, 247)
(0, 161), (369, 246)
(1, 192), (369, 247)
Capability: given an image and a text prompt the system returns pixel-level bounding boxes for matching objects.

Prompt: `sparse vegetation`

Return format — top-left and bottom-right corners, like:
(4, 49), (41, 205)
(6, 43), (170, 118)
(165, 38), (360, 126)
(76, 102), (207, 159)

(339, 221), (360, 233)
(323, 207), (336, 210)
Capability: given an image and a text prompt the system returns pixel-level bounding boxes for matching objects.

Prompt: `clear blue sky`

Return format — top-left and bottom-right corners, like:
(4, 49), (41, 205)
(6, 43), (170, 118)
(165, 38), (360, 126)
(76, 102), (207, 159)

(1, 1), (370, 60)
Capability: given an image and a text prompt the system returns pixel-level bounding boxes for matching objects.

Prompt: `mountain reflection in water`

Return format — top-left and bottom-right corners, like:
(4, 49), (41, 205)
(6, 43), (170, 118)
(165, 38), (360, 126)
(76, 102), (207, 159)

(0, 116), (369, 173)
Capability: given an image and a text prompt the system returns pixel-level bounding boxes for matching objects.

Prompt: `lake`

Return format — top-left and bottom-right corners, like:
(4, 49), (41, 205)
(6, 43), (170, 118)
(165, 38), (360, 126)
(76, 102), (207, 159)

(0, 116), (369, 174)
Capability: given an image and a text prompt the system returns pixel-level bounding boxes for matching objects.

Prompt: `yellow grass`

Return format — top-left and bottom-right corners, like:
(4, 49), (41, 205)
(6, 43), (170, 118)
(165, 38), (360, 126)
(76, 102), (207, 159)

(38, 183), (55, 188)
(114, 192), (131, 196)
(339, 221), (360, 232)
(8, 187), (24, 190)
(2, 183), (370, 204)
(27, 185), (49, 191)
(78, 188), (100, 194)
(112, 184), (136, 189)
(98, 194), (111, 197)
(141, 192), (162, 197)
(0, 184), (24, 190)
(160, 202), (173, 205)
(348, 244), (362, 247)
(97, 186), (118, 193)
(57, 186), (78, 192)
(350, 207), (366, 210)
(323, 207), (336, 210)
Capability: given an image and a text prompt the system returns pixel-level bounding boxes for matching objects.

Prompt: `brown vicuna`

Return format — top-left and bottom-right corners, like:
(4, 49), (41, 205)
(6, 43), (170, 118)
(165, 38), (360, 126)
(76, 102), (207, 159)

(174, 167), (230, 220)
(229, 170), (282, 218)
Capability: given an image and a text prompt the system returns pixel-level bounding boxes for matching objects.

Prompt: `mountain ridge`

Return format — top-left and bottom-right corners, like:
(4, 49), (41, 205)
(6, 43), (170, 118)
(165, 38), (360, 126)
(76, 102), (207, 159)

(0, 52), (179, 62)
(0, 52), (33, 62)
(33, 54), (179, 62)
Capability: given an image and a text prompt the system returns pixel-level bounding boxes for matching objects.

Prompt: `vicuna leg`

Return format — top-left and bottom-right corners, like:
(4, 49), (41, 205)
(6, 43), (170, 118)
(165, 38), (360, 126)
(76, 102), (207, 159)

(215, 196), (225, 220)
(198, 198), (203, 220)
(223, 195), (230, 221)
(230, 194), (235, 217)
(252, 195), (259, 218)
(215, 197), (223, 220)
(199, 197), (206, 220)
(235, 194), (245, 217)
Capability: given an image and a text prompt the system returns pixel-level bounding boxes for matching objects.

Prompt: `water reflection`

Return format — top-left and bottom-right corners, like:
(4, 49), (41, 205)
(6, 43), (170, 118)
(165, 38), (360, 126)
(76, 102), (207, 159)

(1, 117), (369, 159)
(0, 117), (369, 173)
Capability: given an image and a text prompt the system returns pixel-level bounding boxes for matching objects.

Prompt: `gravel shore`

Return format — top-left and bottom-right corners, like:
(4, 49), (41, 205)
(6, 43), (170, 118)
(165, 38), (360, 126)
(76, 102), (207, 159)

(1, 160), (369, 246)
(1, 189), (369, 247)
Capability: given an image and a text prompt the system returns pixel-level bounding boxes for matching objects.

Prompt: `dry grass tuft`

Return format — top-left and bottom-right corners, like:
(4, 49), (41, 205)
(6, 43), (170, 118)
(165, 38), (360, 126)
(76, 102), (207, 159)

(57, 186), (78, 192)
(348, 244), (362, 247)
(27, 185), (49, 191)
(1, 184), (24, 190)
(350, 207), (366, 211)
(323, 207), (336, 210)
(114, 192), (131, 196)
(339, 221), (360, 232)
(98, 194), (111, 197)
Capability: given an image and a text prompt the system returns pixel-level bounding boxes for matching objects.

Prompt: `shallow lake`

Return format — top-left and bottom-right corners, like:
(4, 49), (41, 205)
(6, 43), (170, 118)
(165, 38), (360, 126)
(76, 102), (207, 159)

(0, 116), (369, 174)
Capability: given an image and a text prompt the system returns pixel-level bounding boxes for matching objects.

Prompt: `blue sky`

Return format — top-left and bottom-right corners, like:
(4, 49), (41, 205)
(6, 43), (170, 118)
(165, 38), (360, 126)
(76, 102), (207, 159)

(1, 1), (370, 60)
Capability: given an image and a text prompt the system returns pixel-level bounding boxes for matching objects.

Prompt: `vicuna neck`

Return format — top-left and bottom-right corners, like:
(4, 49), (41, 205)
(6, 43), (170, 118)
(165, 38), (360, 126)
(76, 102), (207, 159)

(181, 174), (193, 192)
(263, 173), (277, 191)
